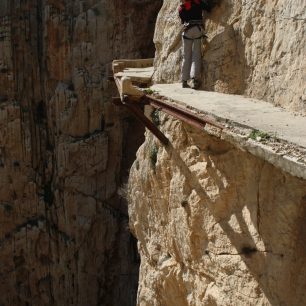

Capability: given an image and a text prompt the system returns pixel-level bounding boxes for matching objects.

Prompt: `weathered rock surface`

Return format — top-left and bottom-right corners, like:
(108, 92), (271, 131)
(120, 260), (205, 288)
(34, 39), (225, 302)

(0, 0), (161, 305)
(153, 0), (306, 113)
(129, 112), (306, 305)
(129, 3), (306, 303)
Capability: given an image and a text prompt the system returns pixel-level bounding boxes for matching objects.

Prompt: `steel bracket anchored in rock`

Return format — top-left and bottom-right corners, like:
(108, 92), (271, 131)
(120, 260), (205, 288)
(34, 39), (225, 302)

(112, 95), (169, 145)
(123, 97), (169, 145)
(112, 59), (224, 145)
(112, 58), (169, 145)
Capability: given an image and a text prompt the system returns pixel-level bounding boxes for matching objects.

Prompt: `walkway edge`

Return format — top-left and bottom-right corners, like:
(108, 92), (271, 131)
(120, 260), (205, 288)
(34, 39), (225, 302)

(221, 130), (306, 180)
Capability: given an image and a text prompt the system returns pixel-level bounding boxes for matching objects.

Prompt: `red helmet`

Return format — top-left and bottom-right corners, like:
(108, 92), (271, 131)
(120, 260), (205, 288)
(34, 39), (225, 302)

(183, 0), (200, 10)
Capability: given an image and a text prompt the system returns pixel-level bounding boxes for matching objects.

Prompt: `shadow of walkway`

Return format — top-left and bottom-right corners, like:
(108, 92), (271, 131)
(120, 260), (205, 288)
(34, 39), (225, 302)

(163, 132), (306, 305)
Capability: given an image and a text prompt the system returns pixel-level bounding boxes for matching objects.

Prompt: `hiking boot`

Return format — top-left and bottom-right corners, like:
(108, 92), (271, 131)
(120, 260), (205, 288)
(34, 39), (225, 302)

(191, 78), (201, 89)
(182, 81), (189, 88)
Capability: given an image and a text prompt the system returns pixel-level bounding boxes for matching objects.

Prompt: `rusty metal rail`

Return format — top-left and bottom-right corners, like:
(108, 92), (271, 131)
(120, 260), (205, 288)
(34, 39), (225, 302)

(113, 94), (224, 146)
(145, 95), (224, 130)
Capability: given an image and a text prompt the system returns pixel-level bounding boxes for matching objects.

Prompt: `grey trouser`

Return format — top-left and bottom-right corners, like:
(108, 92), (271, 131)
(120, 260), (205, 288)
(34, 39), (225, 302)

(181, 26), (202, 82)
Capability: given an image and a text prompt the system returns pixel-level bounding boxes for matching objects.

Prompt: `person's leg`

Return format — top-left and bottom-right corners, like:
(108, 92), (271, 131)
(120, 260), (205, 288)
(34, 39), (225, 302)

(192, 37), (202, 81)
(188, 26), (202, 88)
(182, 31), (193, 84)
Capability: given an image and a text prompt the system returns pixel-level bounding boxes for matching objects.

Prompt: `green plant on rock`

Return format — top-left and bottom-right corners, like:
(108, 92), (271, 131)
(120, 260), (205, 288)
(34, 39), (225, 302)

(150, 109), (160, 126)
(149, 144), (158, 169)
(143, 88), (156, 95)
(248, 129), (271, 142)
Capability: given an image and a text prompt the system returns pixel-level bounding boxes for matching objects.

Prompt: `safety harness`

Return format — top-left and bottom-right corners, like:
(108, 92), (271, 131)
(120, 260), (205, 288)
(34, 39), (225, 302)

(182, 20), (208, 40)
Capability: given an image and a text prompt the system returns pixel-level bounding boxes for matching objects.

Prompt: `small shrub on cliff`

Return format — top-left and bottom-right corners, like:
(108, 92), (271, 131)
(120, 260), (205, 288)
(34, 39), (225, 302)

(143, 88), (156, 95)
(248, 129), (271, 142)
(150, 109), (160, 126)
(149, 145), (158, 169)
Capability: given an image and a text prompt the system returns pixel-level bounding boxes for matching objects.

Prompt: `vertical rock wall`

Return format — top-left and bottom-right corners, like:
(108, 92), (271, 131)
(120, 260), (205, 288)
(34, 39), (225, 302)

(153, 0), (306, 113)
(128, 113), (306, 306)
(0, 0), (161, 305)
(128, 1), (306, 304)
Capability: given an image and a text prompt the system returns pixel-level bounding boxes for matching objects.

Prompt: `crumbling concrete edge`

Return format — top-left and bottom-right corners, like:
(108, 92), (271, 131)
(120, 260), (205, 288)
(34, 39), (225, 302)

(219, 129), (306, 180)
(151, 93), (306, 180)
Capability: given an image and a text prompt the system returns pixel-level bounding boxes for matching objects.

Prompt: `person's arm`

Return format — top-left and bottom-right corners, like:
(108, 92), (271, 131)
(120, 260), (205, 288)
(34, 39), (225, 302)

(178, 5), (186, 24)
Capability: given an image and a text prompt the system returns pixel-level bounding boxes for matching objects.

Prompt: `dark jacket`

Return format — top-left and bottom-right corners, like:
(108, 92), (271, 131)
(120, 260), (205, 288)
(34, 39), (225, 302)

(179, 0), (211, 24)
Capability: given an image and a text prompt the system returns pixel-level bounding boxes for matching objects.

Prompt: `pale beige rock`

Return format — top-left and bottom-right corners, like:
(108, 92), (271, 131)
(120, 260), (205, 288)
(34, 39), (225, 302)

(129, 112), (306, 306)
(153, 0), (306, 113)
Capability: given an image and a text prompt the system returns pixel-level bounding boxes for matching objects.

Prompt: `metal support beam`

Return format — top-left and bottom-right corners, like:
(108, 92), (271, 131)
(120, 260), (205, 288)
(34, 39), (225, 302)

(123, 101), (169, 145)
(145, 95), (224, 130)
(112, 94), (224, 146)
(112, 58), (224, 146)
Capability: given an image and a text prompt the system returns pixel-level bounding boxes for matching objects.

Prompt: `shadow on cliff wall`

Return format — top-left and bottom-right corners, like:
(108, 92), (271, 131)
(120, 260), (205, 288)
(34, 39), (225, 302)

(202, 25), (250, 94)
(164, 141), (306, 306)
(201, 0), (251, 94)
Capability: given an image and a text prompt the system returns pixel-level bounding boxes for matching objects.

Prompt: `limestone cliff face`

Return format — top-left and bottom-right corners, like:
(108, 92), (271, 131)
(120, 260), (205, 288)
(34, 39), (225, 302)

(0, 0), (161, 305)
(129, 114), (306, 306)
(153, 0), (306, 113)
(129, 2), (306, 304)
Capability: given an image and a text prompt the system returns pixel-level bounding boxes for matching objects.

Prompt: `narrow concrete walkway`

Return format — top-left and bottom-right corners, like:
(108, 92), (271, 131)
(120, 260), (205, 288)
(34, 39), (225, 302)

(112, 60), (305, 179)
(151, 83), (306, 148)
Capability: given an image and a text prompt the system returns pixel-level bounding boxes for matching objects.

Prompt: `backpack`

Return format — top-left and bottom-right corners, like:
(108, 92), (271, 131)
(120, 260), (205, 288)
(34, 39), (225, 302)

(182, 0), (201, 11)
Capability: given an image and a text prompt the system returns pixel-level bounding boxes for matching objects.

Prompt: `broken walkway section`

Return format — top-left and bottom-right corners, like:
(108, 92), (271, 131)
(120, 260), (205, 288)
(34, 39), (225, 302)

(112, 59), (306, 180)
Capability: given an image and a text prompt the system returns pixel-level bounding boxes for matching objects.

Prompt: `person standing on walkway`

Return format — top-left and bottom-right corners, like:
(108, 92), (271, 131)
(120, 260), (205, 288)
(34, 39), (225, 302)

(179, 0), (211, 89)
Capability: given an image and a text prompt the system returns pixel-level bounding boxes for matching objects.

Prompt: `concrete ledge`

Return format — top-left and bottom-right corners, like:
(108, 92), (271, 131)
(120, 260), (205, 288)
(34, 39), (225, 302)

(112, 58), (154, 74)
(151, 83), (306, 148)
(112, 59), (154, 100)
(220, 130), (306, 180)
(151, 83), (306, 180)
(112, 62), (306, 179)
